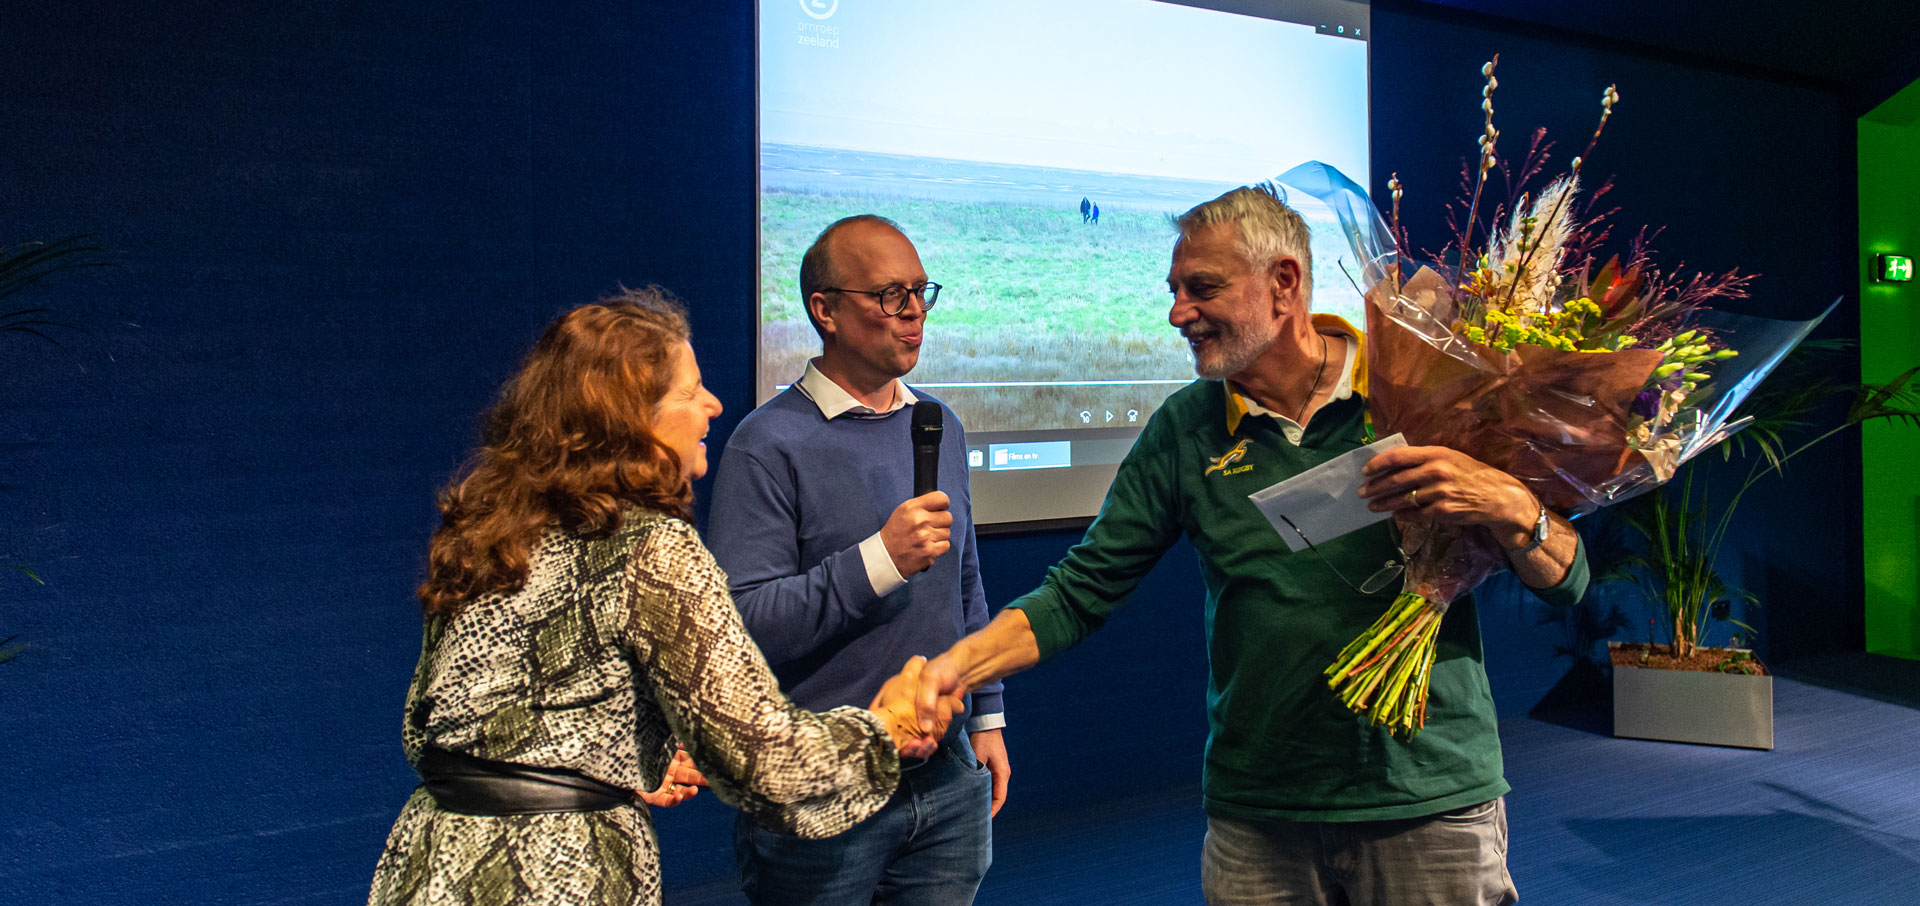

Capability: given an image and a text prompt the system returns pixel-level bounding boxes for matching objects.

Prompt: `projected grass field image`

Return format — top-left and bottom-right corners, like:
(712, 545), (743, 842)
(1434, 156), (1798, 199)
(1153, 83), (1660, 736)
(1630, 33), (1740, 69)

(758, 149), (1363, 433)
(762, 190), (1186, 431)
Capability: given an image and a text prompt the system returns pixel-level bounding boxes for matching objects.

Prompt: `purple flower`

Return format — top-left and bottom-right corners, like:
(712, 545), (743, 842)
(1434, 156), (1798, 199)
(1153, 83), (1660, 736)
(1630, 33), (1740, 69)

(1632, 388), (1661, 419)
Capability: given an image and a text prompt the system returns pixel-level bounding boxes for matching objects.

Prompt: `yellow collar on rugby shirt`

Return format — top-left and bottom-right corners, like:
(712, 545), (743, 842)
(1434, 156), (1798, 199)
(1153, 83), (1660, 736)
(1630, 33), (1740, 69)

(1224, 313), (1368, 436)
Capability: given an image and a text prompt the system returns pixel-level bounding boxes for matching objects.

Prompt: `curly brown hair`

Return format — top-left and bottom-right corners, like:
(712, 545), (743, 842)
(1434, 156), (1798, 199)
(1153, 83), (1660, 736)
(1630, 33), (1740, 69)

(418, 286), (696, 615)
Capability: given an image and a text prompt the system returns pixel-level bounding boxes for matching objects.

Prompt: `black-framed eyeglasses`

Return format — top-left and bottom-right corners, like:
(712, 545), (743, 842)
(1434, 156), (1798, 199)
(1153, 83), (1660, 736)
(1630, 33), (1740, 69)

(824, 282), (941, 316)
(1277, 514), (1422, 596)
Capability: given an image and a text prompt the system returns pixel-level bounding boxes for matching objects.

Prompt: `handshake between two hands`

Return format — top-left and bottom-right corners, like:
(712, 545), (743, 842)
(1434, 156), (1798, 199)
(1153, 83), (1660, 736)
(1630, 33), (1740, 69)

(638, 654), (971, 807)
(869, 655), (966, 760)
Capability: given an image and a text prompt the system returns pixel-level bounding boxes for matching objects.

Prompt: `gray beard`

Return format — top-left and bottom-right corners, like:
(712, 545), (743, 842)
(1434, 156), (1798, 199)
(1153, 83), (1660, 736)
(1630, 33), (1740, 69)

(1191, 320), (1276, 381)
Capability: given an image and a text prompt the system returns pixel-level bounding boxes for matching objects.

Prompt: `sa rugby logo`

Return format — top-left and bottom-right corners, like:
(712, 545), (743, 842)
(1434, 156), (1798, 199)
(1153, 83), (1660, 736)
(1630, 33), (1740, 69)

(1205, 439), (1253, 477)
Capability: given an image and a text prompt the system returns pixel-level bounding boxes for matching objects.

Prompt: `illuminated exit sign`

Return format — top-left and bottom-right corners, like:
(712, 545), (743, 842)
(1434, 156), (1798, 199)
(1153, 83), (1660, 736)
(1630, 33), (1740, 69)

(1879, 253), (1914, 283)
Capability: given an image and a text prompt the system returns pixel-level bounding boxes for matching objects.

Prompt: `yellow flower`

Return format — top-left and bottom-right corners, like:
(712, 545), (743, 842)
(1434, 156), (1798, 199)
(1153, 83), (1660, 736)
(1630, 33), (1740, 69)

(1564, 297), (1601, 319)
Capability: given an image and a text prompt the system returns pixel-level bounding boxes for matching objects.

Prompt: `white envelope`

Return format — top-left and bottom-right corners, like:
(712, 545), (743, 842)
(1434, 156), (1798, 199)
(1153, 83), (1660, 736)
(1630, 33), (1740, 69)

(1248, 433), (1407, 552)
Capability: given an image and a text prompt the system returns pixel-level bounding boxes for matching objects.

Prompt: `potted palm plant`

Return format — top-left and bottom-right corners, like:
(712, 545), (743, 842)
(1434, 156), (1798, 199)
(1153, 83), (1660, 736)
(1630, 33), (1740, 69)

(1607, 343), (1920, 748)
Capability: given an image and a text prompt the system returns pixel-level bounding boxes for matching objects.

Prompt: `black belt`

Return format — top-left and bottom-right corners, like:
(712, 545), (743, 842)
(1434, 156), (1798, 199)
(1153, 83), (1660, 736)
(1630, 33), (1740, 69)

(417, 746), (632, 816)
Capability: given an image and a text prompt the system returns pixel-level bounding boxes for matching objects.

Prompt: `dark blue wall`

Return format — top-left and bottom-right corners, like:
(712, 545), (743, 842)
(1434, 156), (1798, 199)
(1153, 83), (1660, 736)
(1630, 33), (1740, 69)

(0, 1), (1860, 902)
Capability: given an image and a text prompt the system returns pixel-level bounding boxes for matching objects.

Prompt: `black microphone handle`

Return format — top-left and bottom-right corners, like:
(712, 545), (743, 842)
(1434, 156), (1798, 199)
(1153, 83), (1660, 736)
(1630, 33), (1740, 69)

(913, 446), (940, 497)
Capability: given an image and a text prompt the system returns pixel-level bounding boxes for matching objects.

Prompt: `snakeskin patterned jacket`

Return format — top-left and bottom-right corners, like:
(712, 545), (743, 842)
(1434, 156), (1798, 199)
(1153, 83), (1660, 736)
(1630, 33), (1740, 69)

(368, 510), (901, 906)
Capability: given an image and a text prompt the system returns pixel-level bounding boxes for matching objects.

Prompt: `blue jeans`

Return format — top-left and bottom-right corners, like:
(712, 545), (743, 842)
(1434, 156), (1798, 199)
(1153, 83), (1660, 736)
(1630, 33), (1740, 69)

(1201, 798), (1517, 906)
(735, 734), (993, 906)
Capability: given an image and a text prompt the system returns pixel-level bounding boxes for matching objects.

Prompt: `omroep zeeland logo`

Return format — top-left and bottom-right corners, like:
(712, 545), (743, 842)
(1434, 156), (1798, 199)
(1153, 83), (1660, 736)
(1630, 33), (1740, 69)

(799, 0), (838, 20)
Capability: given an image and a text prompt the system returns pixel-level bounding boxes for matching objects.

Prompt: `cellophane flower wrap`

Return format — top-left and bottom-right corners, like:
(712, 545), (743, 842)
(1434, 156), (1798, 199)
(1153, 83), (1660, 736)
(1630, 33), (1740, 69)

(1269, 64), (1827, 739)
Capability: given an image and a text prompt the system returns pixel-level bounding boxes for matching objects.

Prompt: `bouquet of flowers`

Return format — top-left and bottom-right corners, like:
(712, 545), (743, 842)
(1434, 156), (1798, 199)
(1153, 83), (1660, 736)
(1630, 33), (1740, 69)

(1273, 57), (1828, 738)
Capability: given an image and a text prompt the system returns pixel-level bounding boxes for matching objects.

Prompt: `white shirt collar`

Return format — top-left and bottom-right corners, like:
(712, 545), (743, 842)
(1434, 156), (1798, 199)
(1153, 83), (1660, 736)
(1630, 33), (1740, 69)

(794, 359), (918, 419)
(1233, 334), (1358, 426)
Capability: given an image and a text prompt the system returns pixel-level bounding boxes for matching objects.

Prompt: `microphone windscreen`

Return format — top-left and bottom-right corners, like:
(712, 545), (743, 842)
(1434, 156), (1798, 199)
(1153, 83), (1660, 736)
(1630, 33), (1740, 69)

(912, 400), (943, 439)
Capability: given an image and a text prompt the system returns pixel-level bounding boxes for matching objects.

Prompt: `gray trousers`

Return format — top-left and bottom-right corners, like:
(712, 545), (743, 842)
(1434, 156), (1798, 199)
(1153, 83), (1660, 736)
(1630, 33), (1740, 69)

(1201, 797), (1518, 906)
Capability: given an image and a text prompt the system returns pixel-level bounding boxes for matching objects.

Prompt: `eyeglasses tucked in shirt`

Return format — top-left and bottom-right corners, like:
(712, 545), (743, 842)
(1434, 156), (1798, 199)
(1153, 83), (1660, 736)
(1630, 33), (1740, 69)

(1277, 513), (1423, 597)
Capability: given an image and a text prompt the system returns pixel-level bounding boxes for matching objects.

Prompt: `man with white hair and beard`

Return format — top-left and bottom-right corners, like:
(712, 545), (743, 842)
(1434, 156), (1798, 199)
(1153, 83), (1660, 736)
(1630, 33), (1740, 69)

(912, 185), (1589, 905)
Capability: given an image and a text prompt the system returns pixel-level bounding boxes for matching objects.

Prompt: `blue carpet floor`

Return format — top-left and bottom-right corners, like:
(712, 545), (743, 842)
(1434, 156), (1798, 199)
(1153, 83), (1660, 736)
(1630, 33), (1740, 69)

(1502, 654), (1920, 905)
(661, 654), (1920, 904)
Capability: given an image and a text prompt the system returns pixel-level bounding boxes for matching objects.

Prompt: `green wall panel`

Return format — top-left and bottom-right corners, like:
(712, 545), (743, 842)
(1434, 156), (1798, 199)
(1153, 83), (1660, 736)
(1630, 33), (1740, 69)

(1860, 78), (1920, 659)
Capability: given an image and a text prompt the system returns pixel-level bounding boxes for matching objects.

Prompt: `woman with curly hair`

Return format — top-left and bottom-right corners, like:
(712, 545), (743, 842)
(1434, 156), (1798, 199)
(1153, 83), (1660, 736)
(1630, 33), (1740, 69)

(367, 287), (956, 906)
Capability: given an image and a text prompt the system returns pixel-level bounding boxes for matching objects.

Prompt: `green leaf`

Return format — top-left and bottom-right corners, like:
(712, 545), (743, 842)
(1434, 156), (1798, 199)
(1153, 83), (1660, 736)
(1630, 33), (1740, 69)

(0, 235), (110, 302)
(1849, 365), (1920, 426)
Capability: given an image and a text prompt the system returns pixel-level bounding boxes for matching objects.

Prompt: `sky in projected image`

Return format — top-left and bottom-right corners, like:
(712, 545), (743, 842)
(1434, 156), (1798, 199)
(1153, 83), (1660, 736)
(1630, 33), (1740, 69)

(762, 0), (1367, 183)
(758, 0), (1370, 430)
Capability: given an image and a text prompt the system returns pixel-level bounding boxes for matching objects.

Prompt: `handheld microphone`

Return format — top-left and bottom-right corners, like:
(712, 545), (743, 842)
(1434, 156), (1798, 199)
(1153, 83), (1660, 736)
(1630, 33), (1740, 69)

(912, 401), (943, 497)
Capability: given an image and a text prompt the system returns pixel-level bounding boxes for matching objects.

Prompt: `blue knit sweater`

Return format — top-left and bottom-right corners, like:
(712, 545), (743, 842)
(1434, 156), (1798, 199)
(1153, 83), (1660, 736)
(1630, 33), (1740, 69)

(706, 386), (1003, 731)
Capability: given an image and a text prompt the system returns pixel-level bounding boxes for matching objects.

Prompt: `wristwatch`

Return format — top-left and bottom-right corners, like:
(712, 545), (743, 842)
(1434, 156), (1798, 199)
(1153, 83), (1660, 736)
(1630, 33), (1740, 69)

(1514, 502), (1550, 555)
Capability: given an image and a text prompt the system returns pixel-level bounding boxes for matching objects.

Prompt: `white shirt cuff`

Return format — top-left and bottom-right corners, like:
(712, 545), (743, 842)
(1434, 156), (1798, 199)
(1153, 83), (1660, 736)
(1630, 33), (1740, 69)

(967, 713), (1006, 733)
(858, 531), (908, 597)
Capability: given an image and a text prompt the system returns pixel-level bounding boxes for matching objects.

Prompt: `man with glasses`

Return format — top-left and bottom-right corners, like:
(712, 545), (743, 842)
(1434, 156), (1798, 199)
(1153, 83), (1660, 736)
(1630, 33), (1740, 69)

(912, 186), (1588, 906)
(709, 214), (1004, 905)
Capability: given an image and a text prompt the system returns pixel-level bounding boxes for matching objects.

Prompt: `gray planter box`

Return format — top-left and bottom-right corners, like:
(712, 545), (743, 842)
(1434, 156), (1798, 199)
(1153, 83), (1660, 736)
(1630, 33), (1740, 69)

(1609, 642), (1774, 750)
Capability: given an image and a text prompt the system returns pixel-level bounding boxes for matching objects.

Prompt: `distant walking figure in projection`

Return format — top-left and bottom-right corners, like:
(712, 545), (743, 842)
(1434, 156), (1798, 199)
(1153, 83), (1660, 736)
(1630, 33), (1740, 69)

(1080, 196), (1092, 223)
(1091, 202), (1100, 225)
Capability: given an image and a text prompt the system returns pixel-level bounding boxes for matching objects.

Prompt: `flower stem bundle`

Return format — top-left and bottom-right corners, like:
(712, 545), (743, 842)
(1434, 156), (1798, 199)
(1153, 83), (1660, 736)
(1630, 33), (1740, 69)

(1326, 591), (1440, 737)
